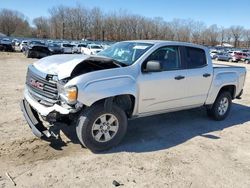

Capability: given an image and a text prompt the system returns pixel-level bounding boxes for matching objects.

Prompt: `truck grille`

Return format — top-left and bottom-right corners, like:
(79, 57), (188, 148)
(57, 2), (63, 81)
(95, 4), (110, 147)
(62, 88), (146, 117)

(26, 66), (58, 106)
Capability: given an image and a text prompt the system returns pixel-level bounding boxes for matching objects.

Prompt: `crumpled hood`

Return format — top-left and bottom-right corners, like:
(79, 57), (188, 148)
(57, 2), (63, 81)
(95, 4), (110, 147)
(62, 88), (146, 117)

(33, 54), (90, 79)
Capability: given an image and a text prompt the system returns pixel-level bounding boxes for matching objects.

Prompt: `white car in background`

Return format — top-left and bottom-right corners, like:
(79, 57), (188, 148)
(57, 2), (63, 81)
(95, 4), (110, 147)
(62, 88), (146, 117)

(20, 40), (28, 52)
(61, 43), (74, 54)
(81, 44), (103, 55)
(73, 43), (87, 54)
(210, 50), (218, 59)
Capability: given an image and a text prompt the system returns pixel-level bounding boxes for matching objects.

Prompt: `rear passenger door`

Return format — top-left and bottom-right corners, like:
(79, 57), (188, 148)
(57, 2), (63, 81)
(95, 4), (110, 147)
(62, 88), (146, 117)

(183, 47), (213, 106)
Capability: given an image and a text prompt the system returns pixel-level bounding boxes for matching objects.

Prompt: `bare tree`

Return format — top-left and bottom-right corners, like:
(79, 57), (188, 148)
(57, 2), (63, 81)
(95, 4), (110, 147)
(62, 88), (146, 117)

(33, 17), (50, 38)
(230, 26), (244, 48)
(190, 20), (206, 44)
(203, 24), (219, 46)
(0, 9), (31, 36)
(218, 27), (226, 45)
(89, 7), (103, 40)
(49, 6), (68, 39)
(243, 29), (250, 48)
(1, 6), (250, 48)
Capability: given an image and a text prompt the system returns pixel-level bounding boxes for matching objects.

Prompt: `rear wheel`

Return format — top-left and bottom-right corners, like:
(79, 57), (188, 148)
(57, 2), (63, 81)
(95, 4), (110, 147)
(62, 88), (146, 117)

(207, 92), (232, 121)
(76, 103), (127, 152)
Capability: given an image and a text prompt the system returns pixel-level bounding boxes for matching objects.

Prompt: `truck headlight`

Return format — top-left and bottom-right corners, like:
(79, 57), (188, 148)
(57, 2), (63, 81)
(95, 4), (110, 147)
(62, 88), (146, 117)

(61, 86), (78, 104)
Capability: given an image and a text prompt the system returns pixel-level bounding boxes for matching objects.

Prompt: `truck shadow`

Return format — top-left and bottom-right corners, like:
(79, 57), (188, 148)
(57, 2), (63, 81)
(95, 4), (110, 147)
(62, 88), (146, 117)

(105, 102), (250, 153)
(45, 102), (250, 153)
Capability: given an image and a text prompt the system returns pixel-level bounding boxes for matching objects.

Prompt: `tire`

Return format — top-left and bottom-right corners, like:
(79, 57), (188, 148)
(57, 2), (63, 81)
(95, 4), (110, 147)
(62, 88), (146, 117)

(76, 103), (127, 152)
(215, 57), (219, 61)
(229, 58), (233, 62)
(245, 60), (249, 64)
(207, 91), (232, 121)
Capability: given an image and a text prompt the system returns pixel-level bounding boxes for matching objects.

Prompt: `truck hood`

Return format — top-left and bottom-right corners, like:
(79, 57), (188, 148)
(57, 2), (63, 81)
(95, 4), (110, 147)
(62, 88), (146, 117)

(33, 54), (121, 80)
(33, 54), (90, 79)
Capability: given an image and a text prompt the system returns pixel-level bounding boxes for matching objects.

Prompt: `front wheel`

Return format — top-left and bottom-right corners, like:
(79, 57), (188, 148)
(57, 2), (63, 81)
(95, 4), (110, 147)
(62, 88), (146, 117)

(207, 92), (232, 121)
(76, 103), (127, 152)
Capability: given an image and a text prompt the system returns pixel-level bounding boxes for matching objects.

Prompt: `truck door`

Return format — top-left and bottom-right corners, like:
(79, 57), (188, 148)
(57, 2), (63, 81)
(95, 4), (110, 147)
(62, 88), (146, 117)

(183, 47), (213, 106)
(137, 46), (189, 114)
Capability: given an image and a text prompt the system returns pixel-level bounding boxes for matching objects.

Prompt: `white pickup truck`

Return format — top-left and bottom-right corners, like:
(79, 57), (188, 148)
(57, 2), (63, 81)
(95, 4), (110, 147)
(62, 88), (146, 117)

(21, 40), (246, 152)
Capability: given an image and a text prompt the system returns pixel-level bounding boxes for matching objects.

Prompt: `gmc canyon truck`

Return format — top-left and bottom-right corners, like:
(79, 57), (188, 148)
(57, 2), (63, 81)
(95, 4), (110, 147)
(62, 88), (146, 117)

(21, 41), (246, 152)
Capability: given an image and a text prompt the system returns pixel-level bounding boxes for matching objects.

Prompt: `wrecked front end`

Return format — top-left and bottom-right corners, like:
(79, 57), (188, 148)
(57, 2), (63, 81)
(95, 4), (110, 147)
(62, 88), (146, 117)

(20, 65), (82, 138)
(20, 55), (121, 139)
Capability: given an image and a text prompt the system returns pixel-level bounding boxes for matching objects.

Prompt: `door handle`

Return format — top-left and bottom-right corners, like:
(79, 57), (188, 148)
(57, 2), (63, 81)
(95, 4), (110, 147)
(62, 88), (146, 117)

(174, 75), (185, 80)
(203, 73), (211, 78)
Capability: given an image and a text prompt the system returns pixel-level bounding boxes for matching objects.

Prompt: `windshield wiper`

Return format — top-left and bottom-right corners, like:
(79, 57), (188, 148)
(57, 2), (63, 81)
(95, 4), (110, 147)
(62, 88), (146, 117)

(112, 59), (127, 67)
(95, 55), (127, 67)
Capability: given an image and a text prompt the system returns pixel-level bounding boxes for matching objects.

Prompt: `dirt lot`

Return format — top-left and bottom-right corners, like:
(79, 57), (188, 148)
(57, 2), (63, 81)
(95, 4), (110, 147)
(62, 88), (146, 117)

(0, 52), (249, 188)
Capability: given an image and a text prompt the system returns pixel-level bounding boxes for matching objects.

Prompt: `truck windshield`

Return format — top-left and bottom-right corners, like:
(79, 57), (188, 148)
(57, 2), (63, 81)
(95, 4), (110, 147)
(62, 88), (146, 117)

(98, 42), (153, 66)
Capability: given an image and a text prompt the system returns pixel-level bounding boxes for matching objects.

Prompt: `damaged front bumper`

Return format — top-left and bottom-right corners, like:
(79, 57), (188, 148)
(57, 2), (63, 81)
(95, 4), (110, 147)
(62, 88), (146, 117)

(20, 88), (73, 138)
(24, 88), (71, 116)
(21, 99), (48, 138)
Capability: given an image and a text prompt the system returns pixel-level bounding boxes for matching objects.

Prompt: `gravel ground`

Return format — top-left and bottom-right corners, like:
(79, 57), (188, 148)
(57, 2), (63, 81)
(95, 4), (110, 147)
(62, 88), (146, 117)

(0, 52), (249, 188)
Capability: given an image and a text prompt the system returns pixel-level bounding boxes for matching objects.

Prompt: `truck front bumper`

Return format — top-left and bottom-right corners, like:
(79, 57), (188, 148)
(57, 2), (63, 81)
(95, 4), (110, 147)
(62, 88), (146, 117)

(20, 88), (72, 138)
(23, 87), (71, 116)
(20, 99), (47, 138)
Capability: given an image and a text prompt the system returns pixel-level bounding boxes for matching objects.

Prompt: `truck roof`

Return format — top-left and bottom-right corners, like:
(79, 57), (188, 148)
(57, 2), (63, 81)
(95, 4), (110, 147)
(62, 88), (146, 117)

(124, 40), (207, 50)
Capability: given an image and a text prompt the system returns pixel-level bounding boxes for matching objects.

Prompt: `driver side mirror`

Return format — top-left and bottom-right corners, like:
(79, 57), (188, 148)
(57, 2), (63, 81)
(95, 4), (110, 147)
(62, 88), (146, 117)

(145, 60), (162, 72)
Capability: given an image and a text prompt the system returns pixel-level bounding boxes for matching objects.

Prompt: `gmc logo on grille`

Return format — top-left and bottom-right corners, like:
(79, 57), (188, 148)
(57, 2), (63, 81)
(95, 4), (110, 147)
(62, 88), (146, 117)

(30, 78), (44, 90)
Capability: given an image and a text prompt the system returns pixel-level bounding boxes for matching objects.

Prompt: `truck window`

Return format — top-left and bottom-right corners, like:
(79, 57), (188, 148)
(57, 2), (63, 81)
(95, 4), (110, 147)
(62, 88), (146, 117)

(145, 46), (181, 71)
(186, 47), (207, 68)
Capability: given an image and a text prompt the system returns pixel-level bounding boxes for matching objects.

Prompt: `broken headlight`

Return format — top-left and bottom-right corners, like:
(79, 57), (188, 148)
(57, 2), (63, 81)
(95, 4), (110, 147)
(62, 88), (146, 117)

(60, 86), (78, 105)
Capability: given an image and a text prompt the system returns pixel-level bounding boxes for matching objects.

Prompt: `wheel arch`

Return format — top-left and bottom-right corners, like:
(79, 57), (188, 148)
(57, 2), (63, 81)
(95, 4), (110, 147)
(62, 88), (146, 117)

(217, 85), (236, 99)
(90, 94), (136, 118)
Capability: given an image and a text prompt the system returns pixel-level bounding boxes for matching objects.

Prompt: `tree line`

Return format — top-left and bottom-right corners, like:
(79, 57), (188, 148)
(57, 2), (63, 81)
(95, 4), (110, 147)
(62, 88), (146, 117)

(0, 6), (250, 48)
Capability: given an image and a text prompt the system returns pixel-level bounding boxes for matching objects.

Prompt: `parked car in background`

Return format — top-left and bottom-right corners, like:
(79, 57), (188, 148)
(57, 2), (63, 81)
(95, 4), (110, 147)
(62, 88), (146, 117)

(240, 52), (248, 61)
(228, 51), (242, 62)
(23, 40), (50, 58)
(73, 43), (87, 54)
(20, 40), (28, 52)
(241, 53), (250, 64)
(242, 49), (250, 53)
(0, 38), (14, 52)
(210, 50), (218, 59)
(61, 43), (74, 54)
(12, 38), (20, 46)
(48, 43), (63, 54)
(81, 44), (103, 55)
(46, 40), (54, 43)
(214, 52), (231, 61)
